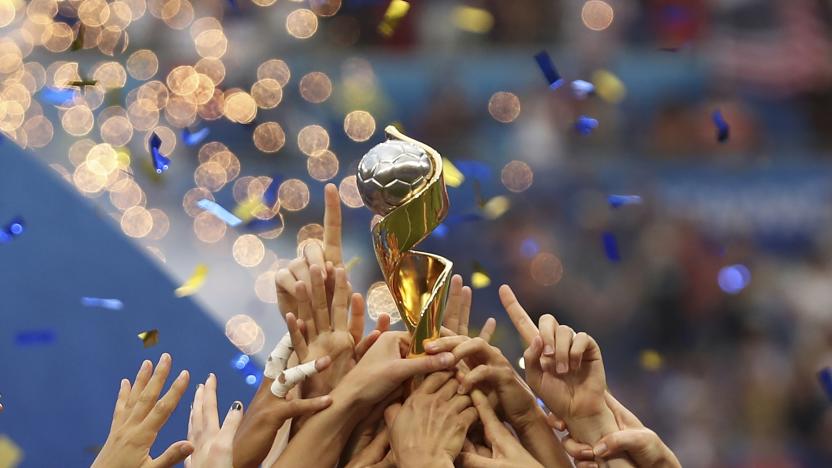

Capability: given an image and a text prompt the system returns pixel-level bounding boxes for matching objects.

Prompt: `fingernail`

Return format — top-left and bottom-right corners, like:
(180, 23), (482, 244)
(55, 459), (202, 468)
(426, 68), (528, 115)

(457, 386), (466, 394)
(425, 343), (437, 352)
(231, 401), (242, 411)
(556, 362), (567, 374)
(178, 370), (188, 379)
(592, 443), (607, 456)
(543, 345), (554, 355)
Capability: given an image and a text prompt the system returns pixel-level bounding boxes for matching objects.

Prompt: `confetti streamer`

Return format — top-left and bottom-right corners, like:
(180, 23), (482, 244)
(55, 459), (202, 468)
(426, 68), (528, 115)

(182, 127), (210, 146)
(67, 79), (97, 88)
(607, 194), (643, 208)
(175, 264), (209, 297)
(471, 262), (491, 289)
(571, 80), (595, 99)
(15, 329), (56, 346)
(575, 115), (599, 135)
(148, 132), (170, 174)
(592, 69), (626, 103)
(639, 349), (663, 371)
(137, 329), (159, 348)
(39, 87), (76, 106)
(197, 199), (242, 227)
(602, 231), (621, 262)
(378, 0), (410, 37)
(442, 158), (465, 188)
(818, 367), (832, 401)
(534, 50), (565, 90)
(263, 176), (282, 208)
(482, 196), (510, 220)
(81, 297), (124, 310)
(712, 109), (729, 143)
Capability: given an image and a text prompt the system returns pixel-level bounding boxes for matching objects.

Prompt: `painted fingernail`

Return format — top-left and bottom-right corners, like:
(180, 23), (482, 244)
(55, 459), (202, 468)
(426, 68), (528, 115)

(543, 345), (554, 355)
(592, 443), (607, 456)
(556, 362), (568, 374)
(231, 401), (242, 411)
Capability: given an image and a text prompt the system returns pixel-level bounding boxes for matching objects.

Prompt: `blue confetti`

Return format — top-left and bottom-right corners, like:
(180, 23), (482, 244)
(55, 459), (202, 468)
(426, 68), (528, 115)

(717, 264), (751, 294)
(1, 216), (24, 244)
(149, 132), (171, 174)
(571, 80), (595, 99)
(431, 223), (449, 239)
(182, 126), (210, 146)
(520, 238), (540, 258)
(197, 199), (242, 227)
(81, 297), (124, 310)
(602, 231), (621, 262)
(534, 51), (565, 90)
(263, 176), (282, 208)
(246, 216), (285, 233)
(608, 194), (643, 208)
(575, 115), (599, 136)
(15, 329), (56, 346)
(818, 367), (832, 402)
(712, 109), (729, 143)
(39, 87), (76, 106)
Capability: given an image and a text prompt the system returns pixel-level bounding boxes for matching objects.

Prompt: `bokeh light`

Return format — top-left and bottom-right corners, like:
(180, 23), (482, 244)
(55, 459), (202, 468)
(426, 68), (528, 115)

(254, 270), (277, 303)
(225, 314), (265, 354)
(366, 281), (401, 324)
(488, 91), (521, 123)
(338, 175), (364, 208)
(581, 1), (614, 32)
(193, 210), (226, 243)
(232, 234), (265, 268)
(343, 110), (375, 142)
(277, 179), (310, 211)
(530, 253), (564, 286)
(251, 78), (283, 109)
(307, 149), (339, 181)
(252, 121), (286, 153)
(183, 187), (214, 217)
(257, 59), (291, 87)
(194, 161), (228, 192)
(286, 9), (318, 39)
(501, 160), (533, 192)
(718, 264), (751, 294)
(126, 49), (158, 80)
(297, 223), (324, 245)
(120, 206), (153, 238)
(299, 71), (332, 103)
(297, 124), (329, 156)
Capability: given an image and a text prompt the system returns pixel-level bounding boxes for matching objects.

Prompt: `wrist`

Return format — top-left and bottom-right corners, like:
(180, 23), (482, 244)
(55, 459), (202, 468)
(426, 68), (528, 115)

(566, 405), (619, 445)
(395, 449), (452, 468)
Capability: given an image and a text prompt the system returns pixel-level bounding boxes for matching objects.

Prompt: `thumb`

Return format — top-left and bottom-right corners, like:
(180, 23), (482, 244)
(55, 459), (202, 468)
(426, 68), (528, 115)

(593, 428), (653, 459)
(217, 401), (244, 441)
(471, 390), (513, 448)
(150, 440), (193, 468)
(391, 352), (455, 382)
(279, 395), (333, 420)
(522, 335), (544, 383)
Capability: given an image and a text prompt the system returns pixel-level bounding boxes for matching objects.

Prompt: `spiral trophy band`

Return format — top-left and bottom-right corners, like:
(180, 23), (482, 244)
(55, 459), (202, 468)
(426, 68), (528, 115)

(357, 125), (453, 356)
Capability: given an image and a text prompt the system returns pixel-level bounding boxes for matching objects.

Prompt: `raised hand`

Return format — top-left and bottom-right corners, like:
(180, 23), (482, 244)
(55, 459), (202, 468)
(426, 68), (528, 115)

(561, 393), (681, 468)
(458, 391), (544, 468)
(387, 371), (478, 468)
(92, 354), (192, 468)
(442, 274), (496, 341)
(425, 335), (571, 467)
(185, 374), (242, 468)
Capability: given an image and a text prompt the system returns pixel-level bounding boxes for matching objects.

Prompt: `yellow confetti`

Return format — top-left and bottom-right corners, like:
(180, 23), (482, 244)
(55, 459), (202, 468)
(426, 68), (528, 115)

(232, 197), (268, 223)
(592, 69), (626, 104)
(175, 264), (208, 297)
(137, 329), (159, 348)
(482, 195), (510, 220)
(378, 0), (410, 37)
(471, 262), (491, 289)
(639, 349), (663, 371)
(0, 435), (22, 468)
(452, 6), (494, 34)
(443, 157), (465, 188)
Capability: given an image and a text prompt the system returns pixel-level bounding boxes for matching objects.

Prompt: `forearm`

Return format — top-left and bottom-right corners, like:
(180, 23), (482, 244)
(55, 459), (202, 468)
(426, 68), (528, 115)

(395, 450), (453, 468)
(234, 379), (284, 468)
(567, 407), (635, 468)
(515, 415), (572, 468)
(274, 386), (366, 468)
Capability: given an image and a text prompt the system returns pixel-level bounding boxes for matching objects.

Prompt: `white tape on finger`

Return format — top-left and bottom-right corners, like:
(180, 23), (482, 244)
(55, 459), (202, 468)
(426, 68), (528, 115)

(270, 360), (320, 398)
(264, 333), (294, 379)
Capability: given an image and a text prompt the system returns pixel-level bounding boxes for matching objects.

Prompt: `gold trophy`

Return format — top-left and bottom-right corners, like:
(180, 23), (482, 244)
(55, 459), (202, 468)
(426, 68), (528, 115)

(356, 126), (453, 356)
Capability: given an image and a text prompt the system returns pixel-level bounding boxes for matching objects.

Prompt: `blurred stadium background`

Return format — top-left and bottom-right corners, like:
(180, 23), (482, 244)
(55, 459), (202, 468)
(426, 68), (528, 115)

(1, 0), (832, 466)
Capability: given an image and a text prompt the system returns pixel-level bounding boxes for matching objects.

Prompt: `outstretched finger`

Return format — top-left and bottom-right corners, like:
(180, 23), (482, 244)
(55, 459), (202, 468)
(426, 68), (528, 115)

(302, 240), (326, 277)
(522, 336), (544, 388)
(458, 286), (472, 337)
(125, 359), (152, 413)
(309, 265), (331, 333)
(498, 285), (539, 346)
(355, 330), (381, 361)
(129, 353), (172, 423)
(202, 373), (220, 433)
(478, 317), (496, 343)
(331, 268), (350, 331)
(285, 313), (309, 361)
(443, 275), (463, 334)
(555, 325), (574, 374)
(348, 292), (365, 344)
(110, 378), (131, 431)
(142, 369), (190, 435)
(275, 269), (298, 316)
(323, 183), (343, 265)
(216, 401), (244, 443)
(295, 281), (317, 339)
(538, 314), (558, 374)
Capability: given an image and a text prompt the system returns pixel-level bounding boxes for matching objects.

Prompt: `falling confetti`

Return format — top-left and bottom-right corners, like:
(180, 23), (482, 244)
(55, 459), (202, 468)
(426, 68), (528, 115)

(0, 435), (22, 468)
(639, 349), (664, 371)
(197, 199), (243, 227)
(712, 109), (730, 143)
(175, 264), (209, 298)
(452, 6), (494, 34)
(80, 297), (124, 310)
(148, 132), (171, 175)
(443, 158), (465, 188)
(571, 80), (595, 99)
(592, 69), (626, 103)
(482, 196), (511, 220)
(534, 50), (565, 90)
(607, 194), (643, 208)
(575, 115), (599, 135)
(471, 262), (491, 289)
(39, 87), (77, 106)
(818, 367), (832, 402)
(15, 329), (56, 346)
(602, 231), (621, 262)
(137, 329), (159, 348)
(378, 0), (411, 37)
(182, 127), (211, 146)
